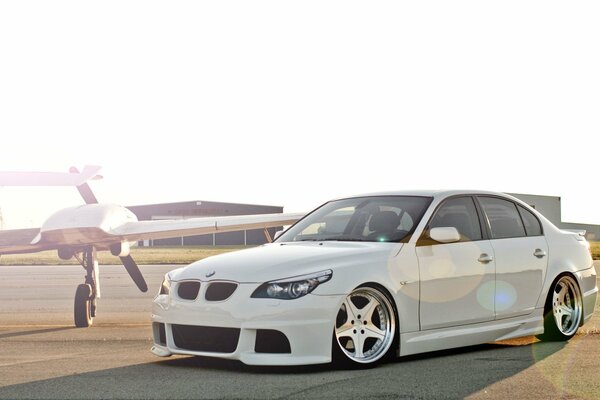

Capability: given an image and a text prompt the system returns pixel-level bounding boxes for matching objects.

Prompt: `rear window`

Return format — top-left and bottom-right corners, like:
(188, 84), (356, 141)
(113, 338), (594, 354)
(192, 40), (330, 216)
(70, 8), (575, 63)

(518, 205), (543, 236)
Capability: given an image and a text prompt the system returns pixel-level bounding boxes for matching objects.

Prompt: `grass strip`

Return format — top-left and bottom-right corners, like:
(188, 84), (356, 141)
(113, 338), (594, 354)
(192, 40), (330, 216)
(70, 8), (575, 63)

(0, 246), (245, 265)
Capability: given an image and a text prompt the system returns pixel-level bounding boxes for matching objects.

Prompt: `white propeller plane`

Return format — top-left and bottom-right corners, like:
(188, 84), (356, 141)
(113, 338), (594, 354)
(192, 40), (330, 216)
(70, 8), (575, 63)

(0, 166), (303, 327)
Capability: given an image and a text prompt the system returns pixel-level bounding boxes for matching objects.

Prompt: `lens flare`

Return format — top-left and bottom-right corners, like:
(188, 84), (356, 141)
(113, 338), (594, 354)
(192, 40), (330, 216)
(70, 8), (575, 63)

(494, 281), (517, 312)
(476, 281), (495, 311)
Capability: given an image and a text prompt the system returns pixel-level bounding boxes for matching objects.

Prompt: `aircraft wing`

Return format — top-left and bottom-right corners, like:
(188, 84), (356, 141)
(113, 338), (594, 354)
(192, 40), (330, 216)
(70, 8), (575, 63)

(0, 228), (52, 254)
(0, 212), (304, 255)
(110, 213), (304, 243)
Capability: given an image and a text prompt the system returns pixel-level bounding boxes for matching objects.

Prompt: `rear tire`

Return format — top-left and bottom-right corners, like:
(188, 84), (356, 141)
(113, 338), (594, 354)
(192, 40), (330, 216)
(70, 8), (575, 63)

(536, 274), (582, 342)
(332, 285), (397, 368)
(74, 284), (94, 328)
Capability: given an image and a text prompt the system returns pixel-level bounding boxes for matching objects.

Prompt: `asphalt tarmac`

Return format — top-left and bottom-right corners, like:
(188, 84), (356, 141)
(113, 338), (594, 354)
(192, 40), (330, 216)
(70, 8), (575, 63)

(0, 262), (599, 399)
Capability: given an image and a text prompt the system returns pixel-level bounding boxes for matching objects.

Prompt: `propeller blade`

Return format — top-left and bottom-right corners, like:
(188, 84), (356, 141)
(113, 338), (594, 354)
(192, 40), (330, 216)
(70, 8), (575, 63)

(120, 255), (148, 292)
(76, 182), (99, 204)
(69, 167), (98, 204)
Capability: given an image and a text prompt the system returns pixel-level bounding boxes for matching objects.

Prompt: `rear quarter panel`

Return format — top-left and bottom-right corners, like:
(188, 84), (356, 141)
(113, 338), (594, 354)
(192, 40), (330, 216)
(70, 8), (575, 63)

(536, 222), (595, 310)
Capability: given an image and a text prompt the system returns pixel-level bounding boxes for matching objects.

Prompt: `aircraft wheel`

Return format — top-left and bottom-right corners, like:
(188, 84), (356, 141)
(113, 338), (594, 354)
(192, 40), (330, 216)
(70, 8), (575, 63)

(74, 284), (94, 328)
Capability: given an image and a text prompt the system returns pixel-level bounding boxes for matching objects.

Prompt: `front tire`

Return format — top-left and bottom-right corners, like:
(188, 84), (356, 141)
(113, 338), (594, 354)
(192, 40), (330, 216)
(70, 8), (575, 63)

(537, 274), (583, 342)
(332, 285), (397, 367)
(74, 284), (94, 328)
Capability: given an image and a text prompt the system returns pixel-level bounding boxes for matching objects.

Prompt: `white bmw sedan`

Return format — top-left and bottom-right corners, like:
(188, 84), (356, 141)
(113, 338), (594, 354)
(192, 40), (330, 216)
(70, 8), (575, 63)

(151, 191), (597, 367)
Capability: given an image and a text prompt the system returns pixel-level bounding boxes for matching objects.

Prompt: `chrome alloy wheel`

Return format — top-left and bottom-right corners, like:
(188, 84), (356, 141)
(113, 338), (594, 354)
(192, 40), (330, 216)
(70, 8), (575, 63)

(551, 275), (583, 337)
(334, 286), (396, 364)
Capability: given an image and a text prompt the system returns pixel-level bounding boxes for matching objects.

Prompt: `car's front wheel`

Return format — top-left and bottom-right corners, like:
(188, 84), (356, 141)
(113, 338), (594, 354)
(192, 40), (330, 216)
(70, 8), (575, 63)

(537, 274), (583, 342)
(332, 285), (397, 367)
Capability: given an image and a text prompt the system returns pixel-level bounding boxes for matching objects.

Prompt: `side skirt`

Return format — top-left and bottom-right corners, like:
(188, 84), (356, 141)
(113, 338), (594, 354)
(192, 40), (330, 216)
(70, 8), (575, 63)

(399, 309), (544, 357)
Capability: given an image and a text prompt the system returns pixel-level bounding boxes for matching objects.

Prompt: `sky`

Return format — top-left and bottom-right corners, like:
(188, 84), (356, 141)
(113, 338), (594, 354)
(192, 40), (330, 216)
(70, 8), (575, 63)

(0, 1), (599, 229)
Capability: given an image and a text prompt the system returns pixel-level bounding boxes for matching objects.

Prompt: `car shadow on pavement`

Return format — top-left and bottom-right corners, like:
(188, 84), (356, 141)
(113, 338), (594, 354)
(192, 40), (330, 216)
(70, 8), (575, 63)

(0, 338), (575, 399)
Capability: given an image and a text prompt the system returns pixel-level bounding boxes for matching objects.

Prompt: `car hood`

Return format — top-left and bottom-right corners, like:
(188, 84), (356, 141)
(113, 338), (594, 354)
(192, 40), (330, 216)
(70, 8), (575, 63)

(172, 241), (400, 283)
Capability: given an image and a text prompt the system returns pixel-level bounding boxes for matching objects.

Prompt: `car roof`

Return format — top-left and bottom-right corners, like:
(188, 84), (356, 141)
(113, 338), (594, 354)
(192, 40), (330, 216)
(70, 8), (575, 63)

(335, 189), (514, 200)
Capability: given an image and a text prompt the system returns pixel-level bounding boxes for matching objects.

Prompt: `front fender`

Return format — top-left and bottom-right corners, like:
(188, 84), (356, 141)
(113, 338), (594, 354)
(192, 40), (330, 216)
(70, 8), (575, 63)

(315, 243), (420, 334)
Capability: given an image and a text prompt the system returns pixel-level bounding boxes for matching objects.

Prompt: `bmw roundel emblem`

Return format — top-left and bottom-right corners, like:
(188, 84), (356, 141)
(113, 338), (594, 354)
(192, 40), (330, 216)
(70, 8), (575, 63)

(205, 270), (216, 278)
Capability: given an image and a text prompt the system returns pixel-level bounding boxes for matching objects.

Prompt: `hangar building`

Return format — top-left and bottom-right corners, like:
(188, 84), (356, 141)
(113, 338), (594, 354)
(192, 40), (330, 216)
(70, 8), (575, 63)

(510, 193), (600, 241)
(127, 200), (284, 246)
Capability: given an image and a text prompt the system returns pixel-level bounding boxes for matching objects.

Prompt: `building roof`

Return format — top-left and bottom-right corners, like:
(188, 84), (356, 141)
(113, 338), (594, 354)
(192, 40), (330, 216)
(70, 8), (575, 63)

(127, 200), (283, 221)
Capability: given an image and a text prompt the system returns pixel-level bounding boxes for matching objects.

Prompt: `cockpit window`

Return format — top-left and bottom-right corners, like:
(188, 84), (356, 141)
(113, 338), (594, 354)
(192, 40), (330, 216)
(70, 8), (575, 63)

(277, 196), (432, 243)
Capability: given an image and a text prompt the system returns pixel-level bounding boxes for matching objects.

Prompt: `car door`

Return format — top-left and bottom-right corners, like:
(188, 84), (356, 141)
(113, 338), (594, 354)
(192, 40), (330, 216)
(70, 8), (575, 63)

(416, 196), (496, 330)
(477, 196), (547, 319)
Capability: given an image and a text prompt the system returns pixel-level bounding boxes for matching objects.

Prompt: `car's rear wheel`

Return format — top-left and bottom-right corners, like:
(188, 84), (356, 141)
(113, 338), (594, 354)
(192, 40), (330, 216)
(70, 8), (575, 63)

(537, 274), (582, 341)
(332, 285), (396, 367)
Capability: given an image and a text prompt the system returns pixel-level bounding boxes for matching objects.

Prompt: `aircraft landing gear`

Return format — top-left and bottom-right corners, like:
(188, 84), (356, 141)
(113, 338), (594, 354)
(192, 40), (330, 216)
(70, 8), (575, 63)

(74, 247), (100, 328)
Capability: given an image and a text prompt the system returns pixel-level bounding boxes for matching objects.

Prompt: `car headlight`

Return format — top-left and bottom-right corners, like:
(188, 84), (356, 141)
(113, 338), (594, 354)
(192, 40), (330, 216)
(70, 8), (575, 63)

(251, 270), (332, 300)
(159, 274), (171, 295)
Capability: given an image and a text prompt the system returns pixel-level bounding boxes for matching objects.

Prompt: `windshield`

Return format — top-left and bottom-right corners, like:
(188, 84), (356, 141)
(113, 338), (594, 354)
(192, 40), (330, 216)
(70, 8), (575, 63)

(277, 196), (432, 243)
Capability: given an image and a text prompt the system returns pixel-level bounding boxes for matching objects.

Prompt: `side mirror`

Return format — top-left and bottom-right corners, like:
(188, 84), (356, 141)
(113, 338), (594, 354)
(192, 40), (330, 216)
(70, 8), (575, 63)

(429, 227), (461, 243)
(273, 230), (284, 240)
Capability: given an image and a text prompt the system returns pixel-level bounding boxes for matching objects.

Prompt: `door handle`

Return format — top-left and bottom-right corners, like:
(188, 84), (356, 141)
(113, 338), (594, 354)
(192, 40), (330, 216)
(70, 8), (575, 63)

(534, 249), (547, 258)
(478, 253), (494, 264)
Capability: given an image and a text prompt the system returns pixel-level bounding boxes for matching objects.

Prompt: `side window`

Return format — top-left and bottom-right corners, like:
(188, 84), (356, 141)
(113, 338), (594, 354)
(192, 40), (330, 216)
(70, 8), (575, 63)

(429, 197), (482, 241)
(518, 205), (543, 236)
(478, 197), (526, 239)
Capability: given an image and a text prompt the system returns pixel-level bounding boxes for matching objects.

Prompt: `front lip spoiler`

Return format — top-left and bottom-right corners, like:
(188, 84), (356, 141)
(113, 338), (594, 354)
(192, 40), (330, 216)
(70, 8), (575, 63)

(151, 345), (172, 357)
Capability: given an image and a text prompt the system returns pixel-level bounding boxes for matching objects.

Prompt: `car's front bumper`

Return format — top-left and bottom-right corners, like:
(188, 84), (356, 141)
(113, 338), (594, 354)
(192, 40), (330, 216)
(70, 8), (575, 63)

(151, 282), (344, 366)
